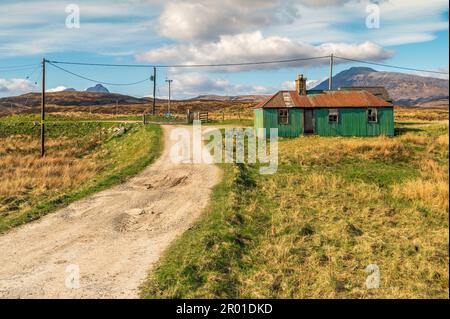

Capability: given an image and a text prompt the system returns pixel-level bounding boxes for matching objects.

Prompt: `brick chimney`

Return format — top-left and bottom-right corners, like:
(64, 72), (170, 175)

(295, 74), (307, 95)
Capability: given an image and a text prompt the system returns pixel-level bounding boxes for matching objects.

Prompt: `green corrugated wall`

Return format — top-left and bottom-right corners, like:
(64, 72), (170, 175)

(315, 108), (394, 136)
(260, 108), (303, 137)
(367, 108), (394, 136)
(254, 107), (394, 137)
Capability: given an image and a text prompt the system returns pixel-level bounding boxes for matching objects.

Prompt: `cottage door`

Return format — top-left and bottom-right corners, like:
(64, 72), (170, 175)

(303, 109), (315, 134)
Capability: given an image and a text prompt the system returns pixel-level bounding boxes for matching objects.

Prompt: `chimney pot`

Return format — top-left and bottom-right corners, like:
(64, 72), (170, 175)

(295, 74), (307, 95)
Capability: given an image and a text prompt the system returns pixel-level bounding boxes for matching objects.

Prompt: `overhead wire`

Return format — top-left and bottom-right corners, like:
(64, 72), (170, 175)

(47, 62), (151, 86)
(334, 56), (449, 75)
(47, 56), (331, 68)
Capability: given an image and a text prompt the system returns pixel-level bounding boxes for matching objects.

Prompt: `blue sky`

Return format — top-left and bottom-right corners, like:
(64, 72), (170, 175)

(0, 0), (448, 98)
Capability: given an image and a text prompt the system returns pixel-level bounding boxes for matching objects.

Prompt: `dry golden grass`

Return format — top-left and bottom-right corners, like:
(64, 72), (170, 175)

(399, 132), (428, 145)
(392, 180), (448, 211)
(282, 136), (412, 166)
(239, 156), (448, 298)
(0, 135), (102, 215)
(395, 107), (449, 122)
(143, 109), (448, 299)
(392, 158), (449, 211)
(0, 120), (162, 232)
(436, 134), (449, 147)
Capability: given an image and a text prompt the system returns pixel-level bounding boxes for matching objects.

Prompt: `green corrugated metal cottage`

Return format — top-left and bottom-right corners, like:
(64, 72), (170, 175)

(254, 75), (394, 137)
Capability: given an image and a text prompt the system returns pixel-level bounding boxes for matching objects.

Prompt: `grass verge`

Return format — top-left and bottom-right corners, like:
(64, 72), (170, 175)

(142, 120), (448, 299)
(0, 121), (162, 233)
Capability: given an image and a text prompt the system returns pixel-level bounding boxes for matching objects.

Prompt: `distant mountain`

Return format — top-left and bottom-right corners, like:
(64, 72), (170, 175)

(85, 84), (109, 93)
(64, 88), (76, 92)
(191, 94), (269, 103)
(0, 91), (147, 112)
(313, 67), (449, 106)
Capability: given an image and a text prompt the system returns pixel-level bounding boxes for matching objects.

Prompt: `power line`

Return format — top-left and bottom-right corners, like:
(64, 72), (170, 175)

(0, 63), (39, 70)
(26, 64), (41, 82)
(47, 55), (449, 75)
(334, 56), (449, 75)
(47, 56), (331, 68)
(0, 65), (40, 73)
(47, 62), (151, 86)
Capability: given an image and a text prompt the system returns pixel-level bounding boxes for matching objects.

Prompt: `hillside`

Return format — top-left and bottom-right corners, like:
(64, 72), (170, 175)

(314, 67), (449, 106)
(0, 91), (150, 115)
(191, 94), (269, 103)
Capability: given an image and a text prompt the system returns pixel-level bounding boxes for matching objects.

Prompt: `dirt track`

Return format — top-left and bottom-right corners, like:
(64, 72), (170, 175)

(0, 125), (221, 298)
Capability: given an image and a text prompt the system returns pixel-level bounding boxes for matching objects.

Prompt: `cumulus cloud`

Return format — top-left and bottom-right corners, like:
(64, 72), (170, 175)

(158, 0), (298, 41)
(137, 31), (393, 72)
(157, 0), (448, 47)
(47, 86), (68, 93)
(161, 72), (278, 98)
(1, 0), (447, 58)
(160, 72), (331, 98)
(0, 78), (37, 96)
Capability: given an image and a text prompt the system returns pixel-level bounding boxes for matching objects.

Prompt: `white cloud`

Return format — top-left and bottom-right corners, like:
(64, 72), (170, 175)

(0, 78), (37, 96)
(160, 72), (332, 98)
(47, 86), (68, 93)
(160, 72), (278, 98)
(137, 31), (393, 72)
(0, 0), (447, 58)
(156, 0), (448, 47)
(157, 0), (298, 41)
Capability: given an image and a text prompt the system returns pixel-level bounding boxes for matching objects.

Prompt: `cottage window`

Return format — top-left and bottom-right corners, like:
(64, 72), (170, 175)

(328, 109), (339, 123)
(368, 108), (378, 123)
(278, 109), (289, 125)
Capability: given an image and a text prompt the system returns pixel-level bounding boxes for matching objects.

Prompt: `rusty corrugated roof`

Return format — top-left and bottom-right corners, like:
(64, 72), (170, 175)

(339, 86), (392, 103)
(255, 90), (393, 108)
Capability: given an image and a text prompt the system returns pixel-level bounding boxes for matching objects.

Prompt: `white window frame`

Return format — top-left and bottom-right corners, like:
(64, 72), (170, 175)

(278, 109), (289, 125)
(368, 108), (378, 123)
(328, 109), (339, 124)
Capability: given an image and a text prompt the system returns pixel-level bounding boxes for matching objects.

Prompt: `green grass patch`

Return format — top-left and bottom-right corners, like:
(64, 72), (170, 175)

(141, 119), (448, 299)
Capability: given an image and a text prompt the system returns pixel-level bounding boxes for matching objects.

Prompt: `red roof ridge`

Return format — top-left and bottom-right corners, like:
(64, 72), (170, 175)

(254, 91), (282, 109)
(257, 89), (392, 108)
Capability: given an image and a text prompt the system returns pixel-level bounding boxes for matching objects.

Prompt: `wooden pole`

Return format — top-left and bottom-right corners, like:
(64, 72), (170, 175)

(152, 67), (156, 115)
(165, 79), (173, 115)
(41, 58), (46, 157)
(328, 53), (333, 90)
(168, 80), (171, 114)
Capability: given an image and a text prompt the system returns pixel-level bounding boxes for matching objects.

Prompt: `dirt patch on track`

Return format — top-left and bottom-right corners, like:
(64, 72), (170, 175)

(0, 125), (221, 298)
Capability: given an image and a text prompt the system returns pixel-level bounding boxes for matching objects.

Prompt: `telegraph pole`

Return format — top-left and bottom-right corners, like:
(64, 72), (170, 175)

(165, 79), (173, 115)
(152, 67), (156, 115)
(329, 53), (334, 91)
(41, 58), (46, 157)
